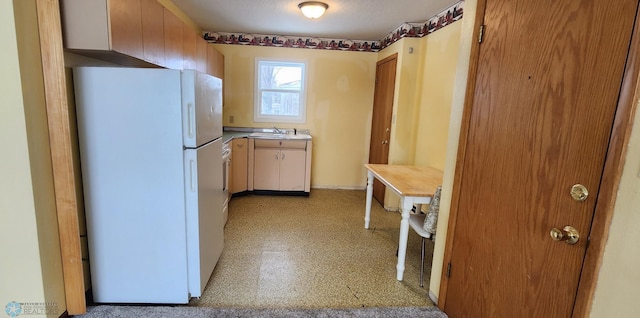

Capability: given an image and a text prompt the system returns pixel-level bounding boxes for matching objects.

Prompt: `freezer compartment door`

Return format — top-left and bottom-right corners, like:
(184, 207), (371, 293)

(184, 138), (225, 297)
(182, 70), (223, 148)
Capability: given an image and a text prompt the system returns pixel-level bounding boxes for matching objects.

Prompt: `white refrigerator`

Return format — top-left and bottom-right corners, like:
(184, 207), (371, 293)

(73, 67), (224, 303)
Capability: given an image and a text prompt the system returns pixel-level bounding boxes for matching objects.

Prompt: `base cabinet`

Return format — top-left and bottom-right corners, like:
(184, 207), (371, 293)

(254, 149), (306, 191)
(251, 139), (310, 192)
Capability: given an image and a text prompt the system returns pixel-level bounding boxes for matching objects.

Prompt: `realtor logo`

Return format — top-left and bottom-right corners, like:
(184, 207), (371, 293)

(5, 302), (22, 317)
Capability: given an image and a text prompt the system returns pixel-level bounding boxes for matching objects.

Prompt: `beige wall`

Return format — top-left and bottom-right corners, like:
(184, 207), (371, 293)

(214, 44), (378, 188)
(428, 0), (478, 301)
(1, 1), (66, 317)
(375, 23), (462, 211)
(378, 38), (422, 168)
(590, 100), (640, 316)
(413, 21), (462, 170)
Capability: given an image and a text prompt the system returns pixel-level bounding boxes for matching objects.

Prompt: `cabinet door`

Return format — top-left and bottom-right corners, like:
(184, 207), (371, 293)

(163, 8), (184, 69)
(183, 26), (197, 70)
(279, 149), (306, 191)
(207, 44), (224, 79)
(253, 149), (280, 190)
(231, 139), (248, 193)
(140, 0), (165, 65)
(196, 37), (208, 74)
(108, 0), (144, 59)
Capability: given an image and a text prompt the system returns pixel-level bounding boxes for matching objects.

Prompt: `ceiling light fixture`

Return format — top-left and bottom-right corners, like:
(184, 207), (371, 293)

(298, 1), (329, 19)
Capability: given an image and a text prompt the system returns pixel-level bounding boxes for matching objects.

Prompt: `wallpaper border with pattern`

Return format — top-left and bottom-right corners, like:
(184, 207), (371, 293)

(203, 1), (464, 52)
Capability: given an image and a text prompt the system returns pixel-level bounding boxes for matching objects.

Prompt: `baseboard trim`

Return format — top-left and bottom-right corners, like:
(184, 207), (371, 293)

(429, 290), (438, 305)
(311, 185), (366, 190)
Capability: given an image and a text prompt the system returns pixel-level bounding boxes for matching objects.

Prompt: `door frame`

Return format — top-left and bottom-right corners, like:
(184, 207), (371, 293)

(37, 0), (86, 314)
(437, 1), (640, 316)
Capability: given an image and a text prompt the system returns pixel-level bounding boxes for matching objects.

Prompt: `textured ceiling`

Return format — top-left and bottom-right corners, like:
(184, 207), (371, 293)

(171, 0), (460, 41)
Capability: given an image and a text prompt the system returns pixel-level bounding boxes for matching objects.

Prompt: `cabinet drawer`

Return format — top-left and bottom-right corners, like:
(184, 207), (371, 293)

(254, 139), (306, 149)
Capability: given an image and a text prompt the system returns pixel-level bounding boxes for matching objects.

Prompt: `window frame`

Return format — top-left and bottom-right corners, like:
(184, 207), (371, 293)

(254, 58), (308, 123)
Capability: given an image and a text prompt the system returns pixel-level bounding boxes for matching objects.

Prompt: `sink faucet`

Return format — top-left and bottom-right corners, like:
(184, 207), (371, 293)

(273, 126), (284, 134)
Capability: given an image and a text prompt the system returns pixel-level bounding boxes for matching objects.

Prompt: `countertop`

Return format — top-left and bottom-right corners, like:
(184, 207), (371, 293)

(222, 131), (250, 143)
(222, 127), (311, 143)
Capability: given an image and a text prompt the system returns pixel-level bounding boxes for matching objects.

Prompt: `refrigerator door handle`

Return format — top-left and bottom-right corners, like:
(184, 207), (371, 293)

(189, 159), (196, 192)
(188, 103), (195, 138)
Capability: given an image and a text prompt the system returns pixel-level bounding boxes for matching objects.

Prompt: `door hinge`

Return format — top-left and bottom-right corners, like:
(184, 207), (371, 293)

(446, 262), (452, 278)
(478, 24), (485, 43)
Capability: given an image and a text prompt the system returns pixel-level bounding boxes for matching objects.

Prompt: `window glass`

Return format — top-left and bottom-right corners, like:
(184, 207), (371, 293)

(255, 60), (306, 123)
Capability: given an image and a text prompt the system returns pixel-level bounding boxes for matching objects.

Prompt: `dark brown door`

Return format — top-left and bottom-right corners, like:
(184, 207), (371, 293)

(444, 1), (638, 317)
(369, 54), (397, 204)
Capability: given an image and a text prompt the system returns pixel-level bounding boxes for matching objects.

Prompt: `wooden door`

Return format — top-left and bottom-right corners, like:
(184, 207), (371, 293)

(443, 1), (638, 317)
(369, 53), (397, 204)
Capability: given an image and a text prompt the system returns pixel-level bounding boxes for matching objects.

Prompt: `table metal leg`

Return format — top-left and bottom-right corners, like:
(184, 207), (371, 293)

(364, 170), (374, 229)
(396, 197), (413, 281)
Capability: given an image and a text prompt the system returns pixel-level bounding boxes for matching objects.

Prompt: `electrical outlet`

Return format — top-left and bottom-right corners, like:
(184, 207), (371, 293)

(229, 115), (234, 123)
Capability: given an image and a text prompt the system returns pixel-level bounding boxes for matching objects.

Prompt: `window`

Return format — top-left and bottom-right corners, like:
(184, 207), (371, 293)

(255, 59), (306, 123)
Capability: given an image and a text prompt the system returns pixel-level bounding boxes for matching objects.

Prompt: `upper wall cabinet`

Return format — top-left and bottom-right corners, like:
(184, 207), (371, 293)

(196, 36), (208, 74)
(61, 0), (223, 78)
(140, 0), (165, 66)
(109, 0), (143, 59)
(183, 24), (198, 71)
(163, 8), (184, 70)
(207, 45), (224, 80)
(182, 26), (210, 75)
(61, 0), (151, 67)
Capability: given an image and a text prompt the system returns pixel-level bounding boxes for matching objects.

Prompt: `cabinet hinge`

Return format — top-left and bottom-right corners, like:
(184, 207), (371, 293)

(446, 262), (452, 278)
(478, 25), (485, 43)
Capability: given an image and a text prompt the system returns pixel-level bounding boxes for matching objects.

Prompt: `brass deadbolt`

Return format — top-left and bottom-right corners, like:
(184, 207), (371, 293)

(570, 184), (589, 202)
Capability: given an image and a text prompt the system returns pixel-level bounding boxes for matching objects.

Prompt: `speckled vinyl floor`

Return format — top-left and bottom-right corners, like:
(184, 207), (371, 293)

(190, 189), (436, 309)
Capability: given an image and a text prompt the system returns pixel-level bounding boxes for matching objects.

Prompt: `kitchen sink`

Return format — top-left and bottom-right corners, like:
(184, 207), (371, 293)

(249, 132), (312, 140)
